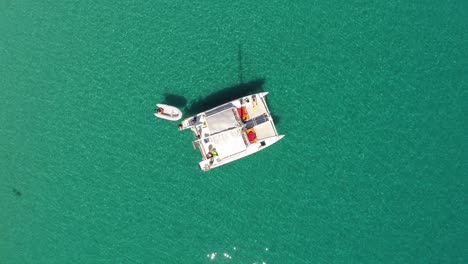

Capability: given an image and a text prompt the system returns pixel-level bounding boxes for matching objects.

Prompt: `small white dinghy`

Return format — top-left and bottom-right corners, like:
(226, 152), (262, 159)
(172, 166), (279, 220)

(154, 104), (182, 121)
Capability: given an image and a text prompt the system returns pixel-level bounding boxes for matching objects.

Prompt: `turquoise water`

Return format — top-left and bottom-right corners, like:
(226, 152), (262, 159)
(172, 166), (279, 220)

(1, 1), (467, 263)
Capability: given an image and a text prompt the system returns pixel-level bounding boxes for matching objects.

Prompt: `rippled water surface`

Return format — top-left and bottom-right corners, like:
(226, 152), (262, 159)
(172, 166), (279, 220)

(1, 1), (467, 263)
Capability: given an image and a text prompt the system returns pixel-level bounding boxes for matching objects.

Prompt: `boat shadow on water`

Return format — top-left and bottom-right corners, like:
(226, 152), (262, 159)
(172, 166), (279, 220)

(186, 79), (266, 115)
(162, 93), (188, 109)
(161, 79), (282, 126)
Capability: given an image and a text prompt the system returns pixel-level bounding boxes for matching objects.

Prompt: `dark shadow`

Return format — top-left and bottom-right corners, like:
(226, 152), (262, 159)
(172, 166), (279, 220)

(158, 45), (267, 116)
(163, 93), (188, 108)
(186, 79), (265, 115)
(271, 114), (281, 126)
(12, 187), (21, 197)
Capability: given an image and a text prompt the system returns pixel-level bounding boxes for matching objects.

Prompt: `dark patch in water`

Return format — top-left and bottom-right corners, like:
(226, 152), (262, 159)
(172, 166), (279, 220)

(162, 93), (188, 108)
(12, 187), (22, 197)
(271, 114), (281, 126)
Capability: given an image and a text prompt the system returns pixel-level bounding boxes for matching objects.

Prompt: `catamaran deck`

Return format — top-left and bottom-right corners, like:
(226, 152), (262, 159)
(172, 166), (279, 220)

(180, 92), (283, 171)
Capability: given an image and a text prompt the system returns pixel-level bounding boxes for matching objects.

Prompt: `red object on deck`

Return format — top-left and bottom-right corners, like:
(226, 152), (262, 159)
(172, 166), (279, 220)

(237, 107), (249, 121)
(248, 131), (256, 141)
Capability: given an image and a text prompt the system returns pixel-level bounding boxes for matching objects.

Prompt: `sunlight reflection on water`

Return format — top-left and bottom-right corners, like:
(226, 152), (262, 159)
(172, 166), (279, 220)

(206, 245), (269, 263)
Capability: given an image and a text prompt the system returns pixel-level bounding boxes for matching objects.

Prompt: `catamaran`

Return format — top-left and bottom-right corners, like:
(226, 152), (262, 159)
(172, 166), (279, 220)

(178, 92), (284, 171)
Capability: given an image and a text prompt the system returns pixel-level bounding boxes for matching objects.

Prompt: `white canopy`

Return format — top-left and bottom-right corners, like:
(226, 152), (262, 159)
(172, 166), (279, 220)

(204, 108), (246, 158)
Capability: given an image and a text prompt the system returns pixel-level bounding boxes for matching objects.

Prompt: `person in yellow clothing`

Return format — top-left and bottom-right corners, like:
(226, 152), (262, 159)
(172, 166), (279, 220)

(206, 149), (218, 159)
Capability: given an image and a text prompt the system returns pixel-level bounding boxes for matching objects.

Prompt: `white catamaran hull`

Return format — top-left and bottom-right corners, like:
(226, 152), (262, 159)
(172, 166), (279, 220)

(179, 92), (284, 171)
(199, 134), (285, 171)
